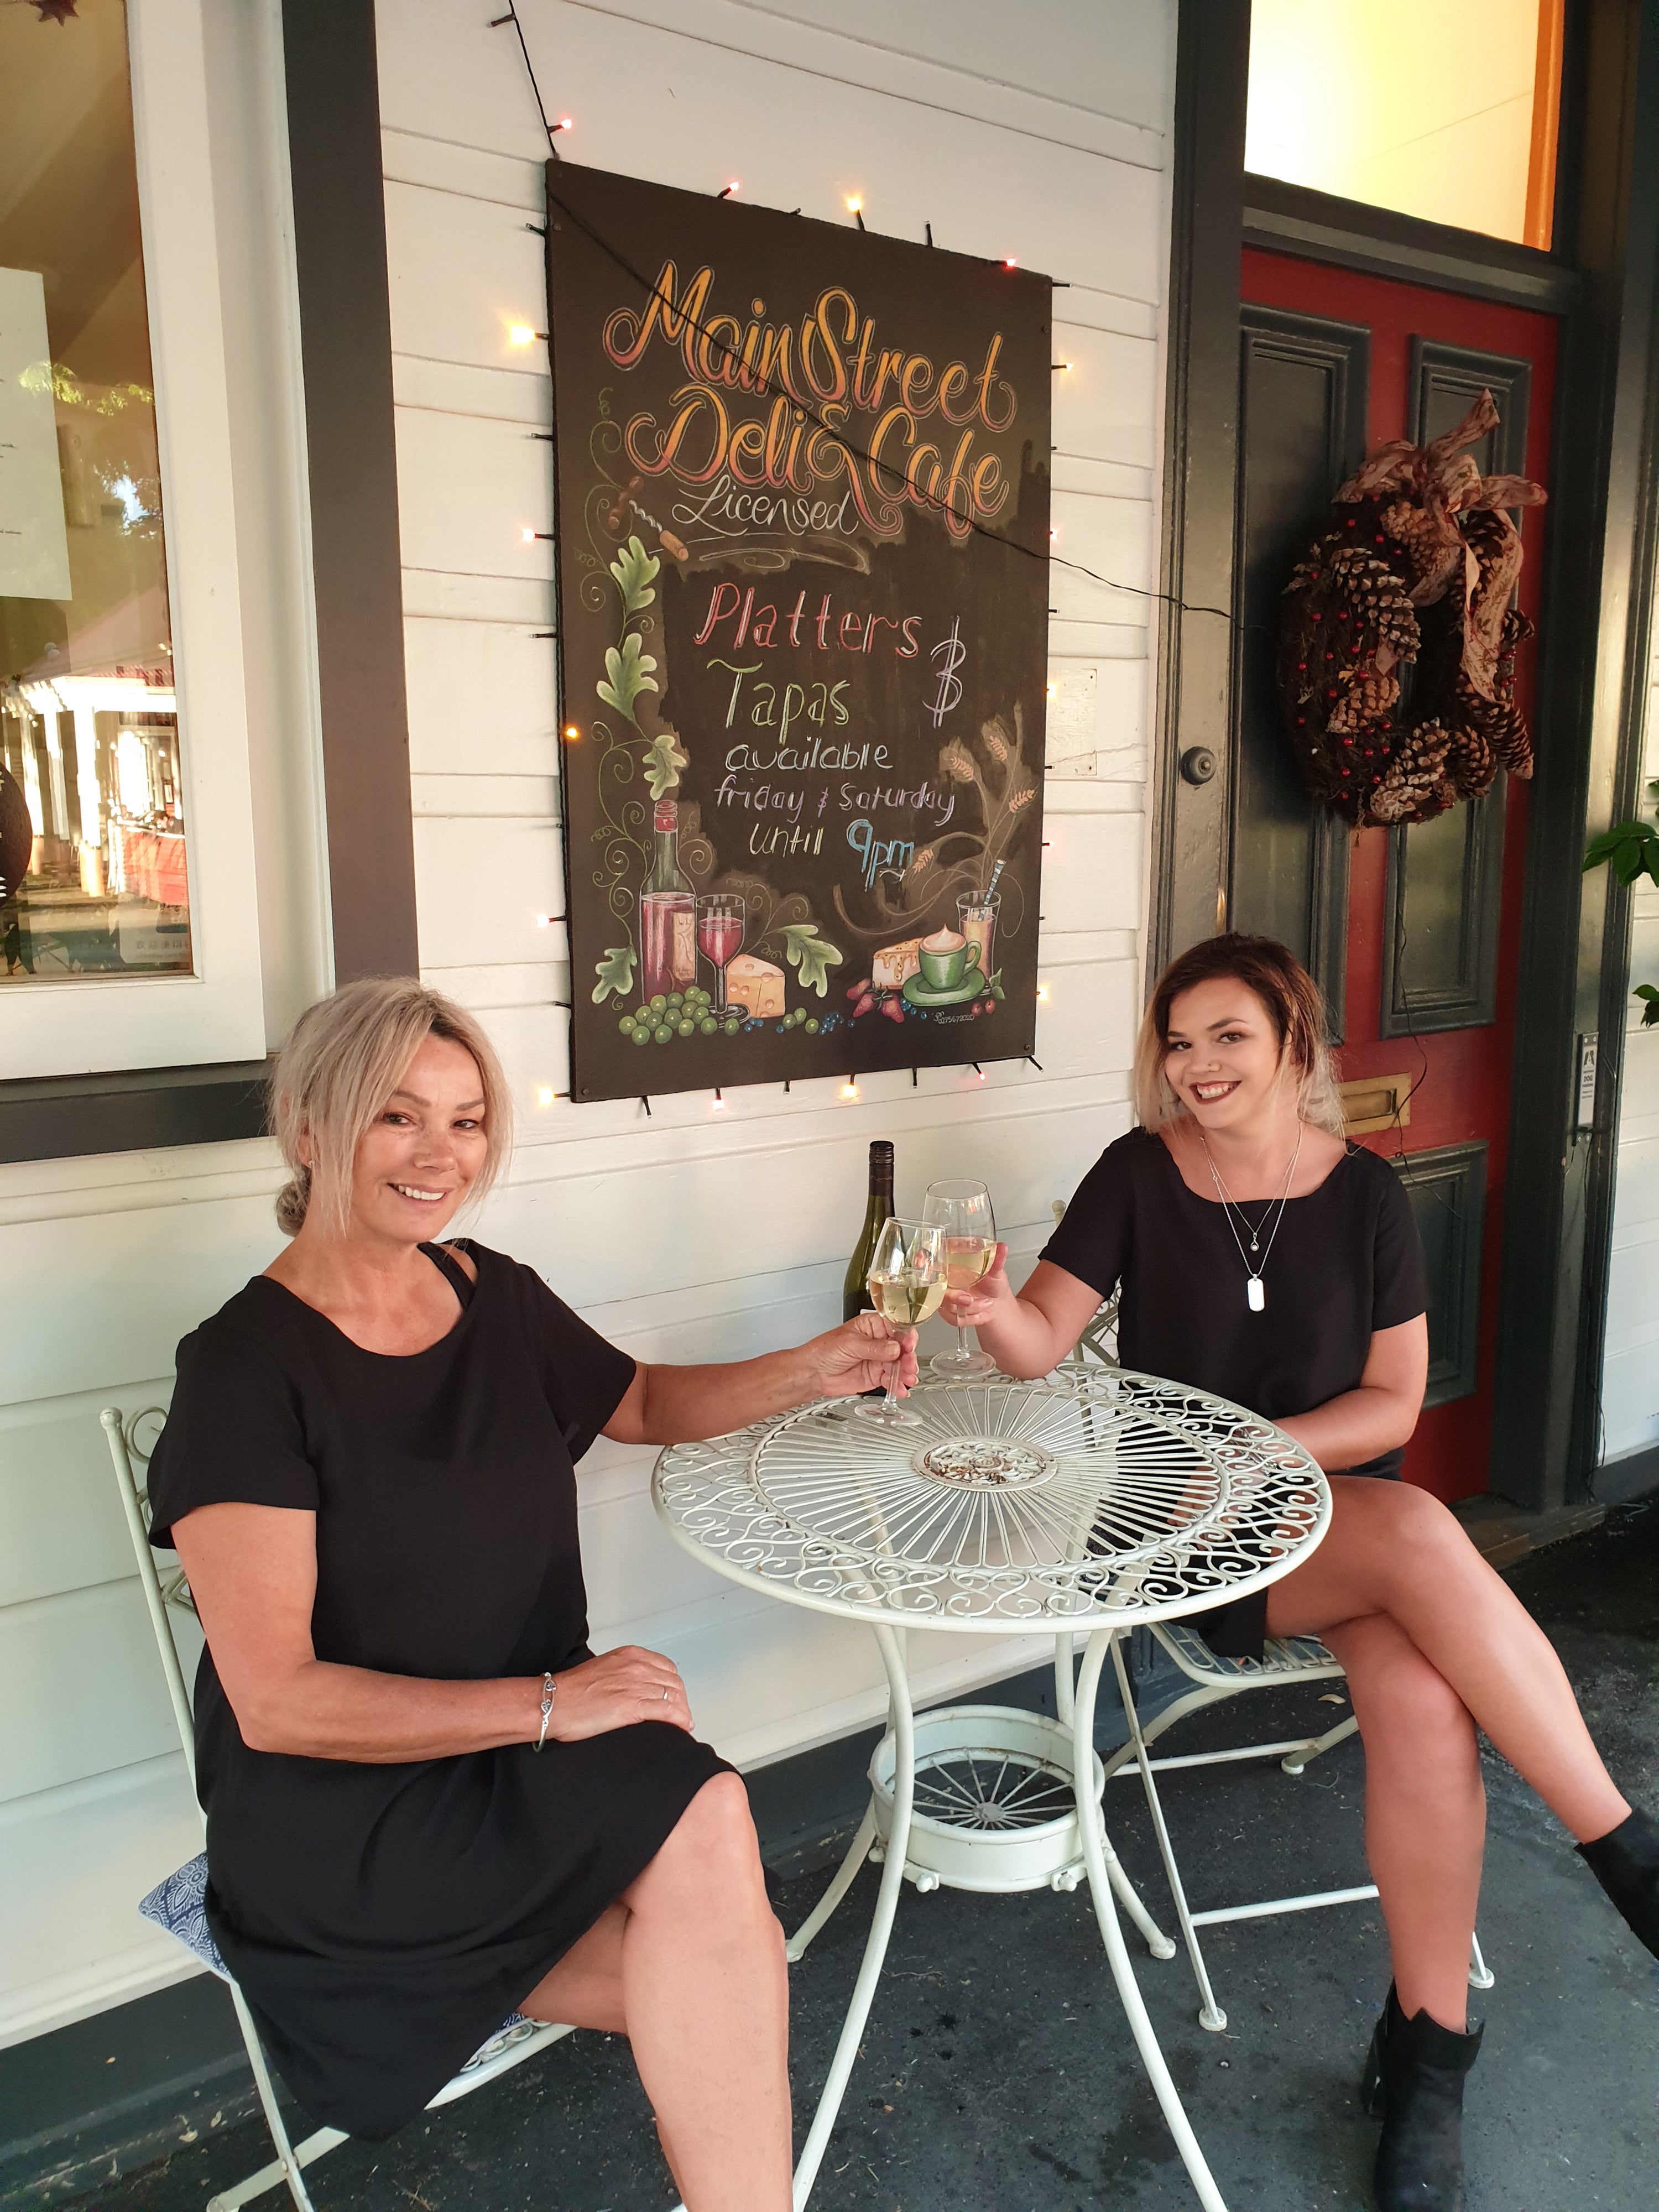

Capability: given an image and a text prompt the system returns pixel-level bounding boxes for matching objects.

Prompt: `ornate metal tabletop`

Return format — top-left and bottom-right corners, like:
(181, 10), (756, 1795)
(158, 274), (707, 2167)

(653, 1369), (1330, 1631)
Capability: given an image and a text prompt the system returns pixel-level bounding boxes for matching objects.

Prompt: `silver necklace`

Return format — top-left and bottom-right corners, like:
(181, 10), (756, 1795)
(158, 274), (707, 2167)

(1197, 1124), (1302, 1312)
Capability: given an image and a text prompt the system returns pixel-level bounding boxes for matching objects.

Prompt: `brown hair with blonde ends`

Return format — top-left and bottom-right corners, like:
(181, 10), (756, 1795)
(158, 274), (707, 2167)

(1131, 933), (1345, 1136)
(270, 978), (513, 1238)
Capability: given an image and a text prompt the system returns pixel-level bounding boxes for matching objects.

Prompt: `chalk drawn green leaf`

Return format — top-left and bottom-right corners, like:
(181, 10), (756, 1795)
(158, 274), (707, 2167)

(592, 944), (637, 1003)
(610, 534), (660, 618)
(643, 727), (688, 800)
(780, 923), (843, 997)
(597, 630), (658, 724)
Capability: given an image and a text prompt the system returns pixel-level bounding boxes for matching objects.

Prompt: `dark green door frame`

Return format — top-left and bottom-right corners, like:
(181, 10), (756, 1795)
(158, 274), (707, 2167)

(1155, 0), (1659, 1512)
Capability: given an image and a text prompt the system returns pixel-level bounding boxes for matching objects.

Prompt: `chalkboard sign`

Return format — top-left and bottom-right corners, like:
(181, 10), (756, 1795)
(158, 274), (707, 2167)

(544, 164), (1050, 1103)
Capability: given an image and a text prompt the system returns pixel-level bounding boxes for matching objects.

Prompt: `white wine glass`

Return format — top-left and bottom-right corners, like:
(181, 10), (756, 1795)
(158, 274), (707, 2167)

(856, 1217), (946, 1427)
(924, 1179), (998, 1379)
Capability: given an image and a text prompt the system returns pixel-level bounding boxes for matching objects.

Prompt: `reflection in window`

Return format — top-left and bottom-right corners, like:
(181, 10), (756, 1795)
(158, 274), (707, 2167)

(0, 0), (190, 985)
(1246, 0), (1564, 251)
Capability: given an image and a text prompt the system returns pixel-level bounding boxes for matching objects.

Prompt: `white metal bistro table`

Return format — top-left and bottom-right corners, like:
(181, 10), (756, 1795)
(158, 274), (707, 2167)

(652, 1370), (1331, 2212)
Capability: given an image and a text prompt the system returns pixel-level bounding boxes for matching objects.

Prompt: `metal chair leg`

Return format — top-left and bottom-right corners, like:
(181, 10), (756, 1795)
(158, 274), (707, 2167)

(222, 1983), (319, 2212)
(1281, 1712), (1359, 1775)
(1110, 1637), (1228, 2030)
(786, 1807), (878, 1963)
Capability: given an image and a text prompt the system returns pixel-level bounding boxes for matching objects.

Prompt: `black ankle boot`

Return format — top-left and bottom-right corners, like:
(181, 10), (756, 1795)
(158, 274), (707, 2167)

(1359, 1984), (1483, 2212)
(1577, 1808), (1659, 1958)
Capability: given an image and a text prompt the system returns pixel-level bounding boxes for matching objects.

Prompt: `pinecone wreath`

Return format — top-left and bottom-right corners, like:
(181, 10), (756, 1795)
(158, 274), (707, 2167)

(1277, 389), (1546, 827)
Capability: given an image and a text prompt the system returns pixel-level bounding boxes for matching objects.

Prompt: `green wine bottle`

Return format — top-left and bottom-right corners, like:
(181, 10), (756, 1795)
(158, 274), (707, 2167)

(843, 1140), (895, 1323)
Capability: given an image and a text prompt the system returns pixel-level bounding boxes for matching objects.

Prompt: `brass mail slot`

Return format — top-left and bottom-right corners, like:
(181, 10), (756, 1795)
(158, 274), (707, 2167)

(1339, 1072), (1413, 1136)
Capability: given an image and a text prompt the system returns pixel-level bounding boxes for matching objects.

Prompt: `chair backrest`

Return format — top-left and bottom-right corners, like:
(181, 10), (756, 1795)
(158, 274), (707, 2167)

(101, 1407), (199, 1785)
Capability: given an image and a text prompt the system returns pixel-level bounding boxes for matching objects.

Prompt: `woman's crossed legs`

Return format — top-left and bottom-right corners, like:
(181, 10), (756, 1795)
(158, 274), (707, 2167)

(521, 1772), (791, 2211)
(1266, 1476), (1630, 2030)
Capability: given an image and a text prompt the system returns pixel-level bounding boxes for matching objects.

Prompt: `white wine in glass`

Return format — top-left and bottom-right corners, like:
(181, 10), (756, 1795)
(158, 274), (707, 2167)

(857, 1217), (945, 1426)
(923, 1179), (998, 1378)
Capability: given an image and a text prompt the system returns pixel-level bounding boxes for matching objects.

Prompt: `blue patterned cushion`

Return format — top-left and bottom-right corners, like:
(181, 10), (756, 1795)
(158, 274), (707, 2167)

(140, 1854), (227, 1978)
(138, 1855), (533, 2066)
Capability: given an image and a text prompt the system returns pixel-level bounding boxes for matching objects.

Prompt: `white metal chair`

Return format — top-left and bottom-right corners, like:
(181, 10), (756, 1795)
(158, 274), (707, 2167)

(103, 1406), (576, 2212)
(1046, 1215), (1493, 2031)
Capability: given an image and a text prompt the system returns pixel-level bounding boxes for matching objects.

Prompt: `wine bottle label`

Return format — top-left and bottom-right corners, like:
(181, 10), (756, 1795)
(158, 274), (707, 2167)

(671, 906), (697, 983)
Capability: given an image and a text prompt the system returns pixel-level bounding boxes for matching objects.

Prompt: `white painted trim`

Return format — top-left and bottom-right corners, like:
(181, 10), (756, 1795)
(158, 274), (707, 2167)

(7, 0), (267, 1079)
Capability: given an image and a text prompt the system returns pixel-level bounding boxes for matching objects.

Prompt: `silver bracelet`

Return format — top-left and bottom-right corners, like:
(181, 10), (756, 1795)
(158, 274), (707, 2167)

(533, 1672), (555, 1751)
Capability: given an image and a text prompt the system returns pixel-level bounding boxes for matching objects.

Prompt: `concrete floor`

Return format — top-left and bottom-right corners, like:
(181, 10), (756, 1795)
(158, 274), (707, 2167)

(91, 1499), (1658, 2212)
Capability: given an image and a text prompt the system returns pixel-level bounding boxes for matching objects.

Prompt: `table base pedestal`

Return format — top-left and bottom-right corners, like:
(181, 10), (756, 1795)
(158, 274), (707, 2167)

(786, 1626), (1232, 2212)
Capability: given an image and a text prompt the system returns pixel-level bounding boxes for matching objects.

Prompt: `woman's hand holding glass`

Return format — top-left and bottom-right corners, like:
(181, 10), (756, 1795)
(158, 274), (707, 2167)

(808, 1310), (923, 1401)
(938, 1239), (1014, 1333)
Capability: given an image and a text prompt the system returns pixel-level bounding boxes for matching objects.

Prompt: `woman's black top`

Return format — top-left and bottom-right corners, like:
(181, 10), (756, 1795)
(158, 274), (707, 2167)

(1041, 1128), (1427, 1653)
(145, 1240), (726, 2140)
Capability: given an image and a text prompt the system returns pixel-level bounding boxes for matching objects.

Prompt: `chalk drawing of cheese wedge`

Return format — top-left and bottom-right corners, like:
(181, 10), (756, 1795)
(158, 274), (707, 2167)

(725, 954), (786, 1018)
(871, 938), (922, 991)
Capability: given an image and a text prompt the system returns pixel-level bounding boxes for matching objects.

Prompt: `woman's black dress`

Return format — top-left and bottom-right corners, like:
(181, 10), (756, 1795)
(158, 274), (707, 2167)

(1041, 1128), (1428, 1656)
(145, 1240), (728, 2141)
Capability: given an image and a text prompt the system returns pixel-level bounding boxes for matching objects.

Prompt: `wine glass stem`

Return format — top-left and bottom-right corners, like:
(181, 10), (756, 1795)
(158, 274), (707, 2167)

(956, 1324), (972, 1358)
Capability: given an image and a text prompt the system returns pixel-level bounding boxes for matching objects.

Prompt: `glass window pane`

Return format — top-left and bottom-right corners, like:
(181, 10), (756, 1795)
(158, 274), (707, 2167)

(1246, 0), (1564, 251)
(1, 0), (191, 985)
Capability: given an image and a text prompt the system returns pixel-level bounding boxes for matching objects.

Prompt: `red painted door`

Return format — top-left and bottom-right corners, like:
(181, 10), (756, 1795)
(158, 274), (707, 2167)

(1241, 249), (1558, 1505)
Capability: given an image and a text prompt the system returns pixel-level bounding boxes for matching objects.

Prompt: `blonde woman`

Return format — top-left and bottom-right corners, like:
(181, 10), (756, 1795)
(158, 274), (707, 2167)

(145, 978), (920, 2212)
(944, 932), (1657, 2212)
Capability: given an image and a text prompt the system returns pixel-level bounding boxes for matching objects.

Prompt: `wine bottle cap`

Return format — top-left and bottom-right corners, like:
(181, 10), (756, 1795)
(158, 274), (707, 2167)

(869, 1141), (893, 1162)
(654, 799), (678, 830)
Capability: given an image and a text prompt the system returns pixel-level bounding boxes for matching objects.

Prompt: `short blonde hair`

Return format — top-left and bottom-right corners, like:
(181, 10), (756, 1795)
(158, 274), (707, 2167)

(1131, 933), (1346, 1136)
(270, 978), (513, 1237)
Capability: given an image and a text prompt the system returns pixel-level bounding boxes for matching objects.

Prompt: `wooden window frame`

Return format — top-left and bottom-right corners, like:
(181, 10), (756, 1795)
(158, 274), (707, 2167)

(0, 0), (418, 1164)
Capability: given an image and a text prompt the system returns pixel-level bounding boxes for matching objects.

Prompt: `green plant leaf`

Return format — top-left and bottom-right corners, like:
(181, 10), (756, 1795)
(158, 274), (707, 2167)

(610, 534), (660, 617)
(1583, 820), (1659, 887)
(596, 630), (658, 724)
(1636, 984), (1659, 1027)
(592, 945), (636, 1003)
(779, 922), (843, 997)
(987, 968), (1005, 1003)
(643, 727), (688, 800)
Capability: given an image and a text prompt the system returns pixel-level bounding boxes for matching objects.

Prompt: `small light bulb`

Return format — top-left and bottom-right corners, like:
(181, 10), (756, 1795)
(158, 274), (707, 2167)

(509, 324), (535, 346)
(521, 527), (536, 542)
(727, 180), (741, 194)
(1037, 984), (1049, 1002)
(1003, 257), (1018, 269)
(536, 1086), (554, 1107)
(557, 116), (573, 131)
(977, 1069), (988, 1082)
(846, 195), (862, 213)
(1046, 681), (1057, 697)
(1055, 361), (1072, 372)
(535, 914), (555, 927)
(1049, 527), (1058, 540)
(563, 724), (579, 739)
(712, 1094), (727, 1110)
(841, 1081), (859, 1100)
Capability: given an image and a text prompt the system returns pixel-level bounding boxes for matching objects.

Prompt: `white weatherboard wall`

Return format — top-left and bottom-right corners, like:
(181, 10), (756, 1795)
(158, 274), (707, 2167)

(0, 0), (1175, 2046)
(1600, 556), (1659, 1473)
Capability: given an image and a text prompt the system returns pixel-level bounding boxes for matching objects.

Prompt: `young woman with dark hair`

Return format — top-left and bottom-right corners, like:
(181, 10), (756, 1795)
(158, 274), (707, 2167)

(946, 932), (1657, 2212)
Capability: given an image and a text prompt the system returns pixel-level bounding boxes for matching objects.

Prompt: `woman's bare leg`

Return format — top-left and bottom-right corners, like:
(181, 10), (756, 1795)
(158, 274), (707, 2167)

(1321, 1613), (1484, 2031)
(618, 1772), (791, 2211)
(519, 1780), (790, 2207)
(1268, 1477), (1630, 1844)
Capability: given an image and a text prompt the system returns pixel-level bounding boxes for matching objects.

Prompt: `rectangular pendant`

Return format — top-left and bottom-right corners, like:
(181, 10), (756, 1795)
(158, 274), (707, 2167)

(1246, 1278), (1266, 1312)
